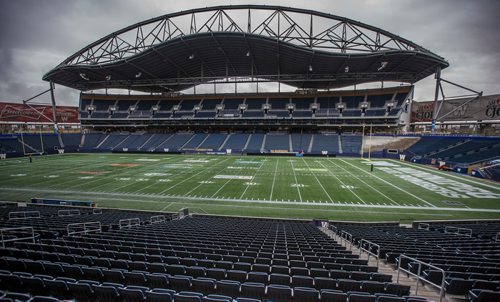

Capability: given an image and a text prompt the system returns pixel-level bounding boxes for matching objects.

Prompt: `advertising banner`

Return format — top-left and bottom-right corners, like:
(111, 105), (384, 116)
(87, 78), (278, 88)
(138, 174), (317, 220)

(411, 94), (500, 122)
(0, 102), (79, 124)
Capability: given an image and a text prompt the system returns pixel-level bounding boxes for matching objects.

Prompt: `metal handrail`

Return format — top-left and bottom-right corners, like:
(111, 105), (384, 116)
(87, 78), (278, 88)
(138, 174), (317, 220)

(445, 226), (472, 238)
(67, 222), (101, 236)
(397, 254), (445, 302)
(418, 223), (430, 230)
(359, 239), (380, 268)
(150, 215), (166, 224)
(93, 208), (102, 215)
(330, 225), (338, 240)
(8, 211), (40, 220)
(0, 227), (35, 248)
(119, 218), (140, 229)
(339, 230), (353, 250)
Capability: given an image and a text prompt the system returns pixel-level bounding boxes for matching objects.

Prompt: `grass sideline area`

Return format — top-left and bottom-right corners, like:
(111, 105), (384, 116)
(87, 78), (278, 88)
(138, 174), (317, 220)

(0, 153), (499, 222)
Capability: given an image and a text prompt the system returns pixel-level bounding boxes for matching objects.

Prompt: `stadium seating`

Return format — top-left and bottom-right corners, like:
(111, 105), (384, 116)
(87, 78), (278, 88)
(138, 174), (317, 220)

(156, 134), (193, 151)
(79, 88), (410, 125)
(245, 133), (265, 152)
(0, 136), (24, 154)
(113, 133), (153, 151)
(81, 133), (106, 149)
(291, 133), (313, 152)
(197, 134), (227, 151)
(98, 134), (129, 151)
(340, 135), (362, 155)
(61, 133), (81, 148)
(264, 133), (290, 152)
(406, 136), (500, 164)
(406, 137), (465, 156)
(222, 134), (249, 151)
(0, 203), (441, 301)
(182, 134), (208, 150)
(332, 222), (500, 299)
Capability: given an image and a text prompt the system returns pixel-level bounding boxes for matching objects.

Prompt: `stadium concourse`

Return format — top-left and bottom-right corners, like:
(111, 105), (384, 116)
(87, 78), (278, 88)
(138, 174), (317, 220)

(0, 4), (499, 302)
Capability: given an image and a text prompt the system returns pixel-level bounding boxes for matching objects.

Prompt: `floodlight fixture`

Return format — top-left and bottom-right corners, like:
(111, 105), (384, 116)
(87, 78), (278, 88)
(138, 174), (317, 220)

(377, 61), (388, 71)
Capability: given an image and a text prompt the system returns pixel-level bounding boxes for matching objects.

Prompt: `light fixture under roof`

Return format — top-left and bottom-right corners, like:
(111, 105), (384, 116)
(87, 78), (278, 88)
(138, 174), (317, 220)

(308, 65), (313, 72)
(135, 72), (142, 78)
(246, 51), (251, 57)
(377, 61), (388, 71)
(79, 73), (89, 80)
(188, 54), (195, 60)
(344, 66), (350, 73)
(105, 75), (111, 81)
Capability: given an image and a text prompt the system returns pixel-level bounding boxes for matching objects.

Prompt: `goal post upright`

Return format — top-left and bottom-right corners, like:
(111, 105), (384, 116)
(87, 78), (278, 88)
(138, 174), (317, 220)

(368, 125), (373, 161)
(361, 124), (366, 159)
(20, 130), (26, 156)
(49, 82), (59, 135)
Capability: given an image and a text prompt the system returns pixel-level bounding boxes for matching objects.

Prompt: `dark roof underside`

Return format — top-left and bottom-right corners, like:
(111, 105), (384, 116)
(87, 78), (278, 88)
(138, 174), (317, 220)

(44, 32), (448, 92)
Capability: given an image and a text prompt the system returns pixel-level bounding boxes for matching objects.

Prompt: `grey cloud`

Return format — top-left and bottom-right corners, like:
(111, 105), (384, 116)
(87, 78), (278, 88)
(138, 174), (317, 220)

(0, 0), (498, 106)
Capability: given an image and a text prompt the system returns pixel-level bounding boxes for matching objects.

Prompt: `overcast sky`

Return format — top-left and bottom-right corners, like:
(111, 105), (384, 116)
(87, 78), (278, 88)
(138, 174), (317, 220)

(0, 0), (499, 106)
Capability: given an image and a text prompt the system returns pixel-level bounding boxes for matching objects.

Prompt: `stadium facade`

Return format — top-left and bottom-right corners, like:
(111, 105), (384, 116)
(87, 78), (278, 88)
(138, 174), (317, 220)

(1, 5), (499, 178)
(0, 6), (499, 302)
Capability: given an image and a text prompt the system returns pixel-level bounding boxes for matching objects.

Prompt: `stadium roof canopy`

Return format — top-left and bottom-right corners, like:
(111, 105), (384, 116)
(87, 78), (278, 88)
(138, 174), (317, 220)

(43, 5), (449, 92)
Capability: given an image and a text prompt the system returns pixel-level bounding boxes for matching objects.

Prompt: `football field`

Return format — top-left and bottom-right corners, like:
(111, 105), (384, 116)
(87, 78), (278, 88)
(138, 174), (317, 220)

(0, 153), (499, 222)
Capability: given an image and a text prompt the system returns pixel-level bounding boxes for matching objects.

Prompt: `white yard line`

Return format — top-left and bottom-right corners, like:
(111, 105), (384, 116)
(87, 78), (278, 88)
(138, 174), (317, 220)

(103, 157), (182, 192)
(301, 158), (333, 202)
(289, 159), (303, 202)
(3, 157), (112, 188)
(211, 179), (233, 198)
(158, 157), (232, 194)
(159, 157), (233, 197)
(240, 158), (266, 199)
(161, 202), (174, 211)
(2, 186), (499, 213)
(327, 159), (399, 206)
(338, 158), (437, 208)
(317, 160), (366, 204)
(269, 158), (279, 200)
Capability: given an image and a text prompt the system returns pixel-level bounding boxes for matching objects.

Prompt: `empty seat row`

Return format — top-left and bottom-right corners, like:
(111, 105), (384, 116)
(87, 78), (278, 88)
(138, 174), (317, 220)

(0, 271), (415, 302)
(10, 242), (372, 272)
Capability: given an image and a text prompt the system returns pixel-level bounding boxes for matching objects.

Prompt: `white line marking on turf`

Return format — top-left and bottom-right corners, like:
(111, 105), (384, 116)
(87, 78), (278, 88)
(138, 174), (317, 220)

(211, 179), (232, 198)
(184, 160), (235, 196)
(161, 202), (173, 211)
(158, 157), (232, 194)
(289, 158), (303, 202)
(327, 159), (398, 206)
(7, 185), (498, 213)
(338, 158), (437, 208)
(269, 158), (279, 201)
(301, 158), (333, 202)
(317, 160), (366, 204)
(240, 158), (266, 199)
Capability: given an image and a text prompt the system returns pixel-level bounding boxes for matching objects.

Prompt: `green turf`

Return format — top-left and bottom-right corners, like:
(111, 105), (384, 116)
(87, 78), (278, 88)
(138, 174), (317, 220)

(0, 153), (499, 222)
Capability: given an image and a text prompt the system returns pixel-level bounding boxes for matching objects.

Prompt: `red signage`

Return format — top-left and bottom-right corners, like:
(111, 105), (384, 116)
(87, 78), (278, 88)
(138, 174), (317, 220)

(0, 102), (79, 124)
